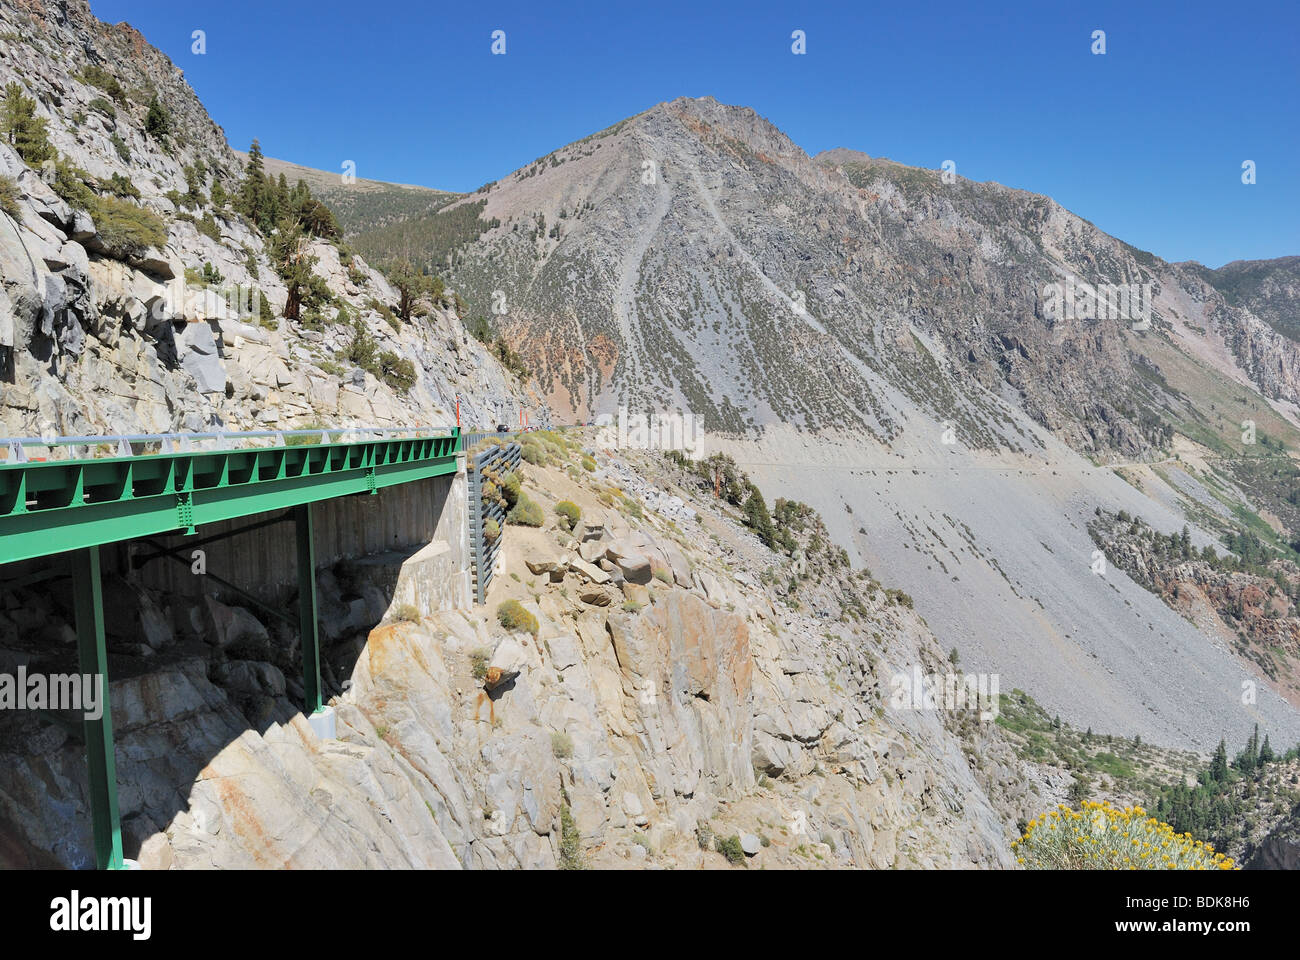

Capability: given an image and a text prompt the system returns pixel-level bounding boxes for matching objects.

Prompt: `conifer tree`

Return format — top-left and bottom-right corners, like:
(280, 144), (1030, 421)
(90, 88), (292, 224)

(145, 95), (170, 138)
(1, 82), (53, 165)
(1209, 739), (1228, 782)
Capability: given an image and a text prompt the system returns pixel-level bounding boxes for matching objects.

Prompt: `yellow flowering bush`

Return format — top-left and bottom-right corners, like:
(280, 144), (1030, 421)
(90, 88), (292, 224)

(1012, 801), (1236, 870)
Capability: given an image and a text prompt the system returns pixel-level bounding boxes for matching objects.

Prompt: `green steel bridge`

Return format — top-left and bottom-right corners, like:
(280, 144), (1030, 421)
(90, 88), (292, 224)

(0, 425), (463, 869)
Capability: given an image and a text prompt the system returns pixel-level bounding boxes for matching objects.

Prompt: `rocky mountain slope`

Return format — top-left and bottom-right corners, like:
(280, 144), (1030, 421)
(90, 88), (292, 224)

(1184, 256), (1300, 343)
(353, 95), (1300, 753)
(1089, 509), (1300, 704)
(0, 431), (1043, 869)
(1, 2), (1299, 870)
(420, 97), (1300, 463)
(0, 0), (537, 443)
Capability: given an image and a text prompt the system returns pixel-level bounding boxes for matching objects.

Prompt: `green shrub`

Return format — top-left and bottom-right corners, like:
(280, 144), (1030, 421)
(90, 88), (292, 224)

(258, 290), (277, 329)
(581, 455), (596, 472)
(507, 494), (544, 527)
(500, 471), (521, 508)
(554, 500), (581, 530)
(0, 175), (20, 219)
(103, 172), (140, 199)
(716, 834), (746, 865)
(470, 647), (491, 681)
(483, 517), (500, 542)
(559, 804), (585, 870)
(87, 96), (116, 120)
(521, 441), (545, 465)
(50, 157), (97, 211)
(378, 351), (416, 393)
(496, 599), (538, 635)
(109, 133), (130, 163)
(196, 212), (221, 241)
(368, 299), (400, 331)
(551, 731), (574, 759)
(696, 822), (714, 850)
(343, 319), (378, 371)
(391, 603), (420, 623)
(92, 194), (167, 258)
(80, 65), (126, 103)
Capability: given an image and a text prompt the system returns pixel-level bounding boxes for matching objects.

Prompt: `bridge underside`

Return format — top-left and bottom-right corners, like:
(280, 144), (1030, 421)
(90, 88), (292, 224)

(0, 431), (462, 869)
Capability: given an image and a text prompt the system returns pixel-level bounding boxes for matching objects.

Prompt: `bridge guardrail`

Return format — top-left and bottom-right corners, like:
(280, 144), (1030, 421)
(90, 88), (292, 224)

(0, 425), (457, 463)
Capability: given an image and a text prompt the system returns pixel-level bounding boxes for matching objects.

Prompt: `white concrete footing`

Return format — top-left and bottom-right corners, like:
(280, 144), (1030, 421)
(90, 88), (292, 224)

(308, 705), (336, 740)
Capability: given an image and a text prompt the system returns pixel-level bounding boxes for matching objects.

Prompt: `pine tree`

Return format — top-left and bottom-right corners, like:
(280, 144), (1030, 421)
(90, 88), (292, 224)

(145, 95), (170, 139)
(237, 139), (267, 226)
(742, 485), (776, 548)
(1, 82), (53, 165)
(275, 173), (290, 222)
(1209, 739), (1228, 782)
(1259, 734), (1274, 764)
(387, 259), (434, 321)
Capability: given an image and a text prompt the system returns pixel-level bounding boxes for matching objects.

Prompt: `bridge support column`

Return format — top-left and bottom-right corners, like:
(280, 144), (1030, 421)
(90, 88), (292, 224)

(71, 546), (124, 870)
(295, 502), (323, 717)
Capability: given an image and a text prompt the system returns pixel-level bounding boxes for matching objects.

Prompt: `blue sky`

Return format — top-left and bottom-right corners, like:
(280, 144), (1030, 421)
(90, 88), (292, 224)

(90, 0), (1297, 267)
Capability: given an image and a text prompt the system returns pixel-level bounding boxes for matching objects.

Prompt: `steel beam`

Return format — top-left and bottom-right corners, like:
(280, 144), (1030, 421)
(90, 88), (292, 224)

(71, 546), (123, 870)
(295, 502), (322, 715)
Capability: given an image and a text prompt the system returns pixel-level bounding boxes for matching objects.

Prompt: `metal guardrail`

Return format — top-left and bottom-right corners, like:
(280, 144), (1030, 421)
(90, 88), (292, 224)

(0, 428), (463, 565)
(460, 424), (581, 450)
(467, 441), (521, 605)
(0, 425), (455, 463)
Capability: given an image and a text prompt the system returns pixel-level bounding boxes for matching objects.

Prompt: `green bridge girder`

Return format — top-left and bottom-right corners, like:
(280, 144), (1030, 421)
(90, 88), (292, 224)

(0, 428), (462, 868)
(0, 431), (462, 565)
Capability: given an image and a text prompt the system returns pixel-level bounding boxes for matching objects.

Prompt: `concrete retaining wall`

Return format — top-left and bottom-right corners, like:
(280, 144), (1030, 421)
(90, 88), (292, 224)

(131, 456), (471, 615)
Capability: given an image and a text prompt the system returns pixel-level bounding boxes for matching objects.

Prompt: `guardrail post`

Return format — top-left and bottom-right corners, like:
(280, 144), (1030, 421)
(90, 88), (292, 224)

(295, 502), (322, 715)
(71, 546), (124, 870)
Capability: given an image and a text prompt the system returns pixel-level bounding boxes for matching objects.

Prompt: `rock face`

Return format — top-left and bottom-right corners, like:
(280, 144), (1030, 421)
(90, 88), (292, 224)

(0, 436), (1029, 870)
(0, 0), (540, 444)
(1248, 811), (1300, 870)
(1089, 510), (1300, 702)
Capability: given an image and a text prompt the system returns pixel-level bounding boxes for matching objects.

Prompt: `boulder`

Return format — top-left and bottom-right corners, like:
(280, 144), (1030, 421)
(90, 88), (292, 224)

(525, 556), (563, 577)
(488, 636), (528, 686)
(579, 587), (613, 607)
(621, 582), (649, 607)
(614, 552), (652, 585)
(202, 596), (270, 651)
(176, 320), (226, 394)
(567, 557), (610, 585)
